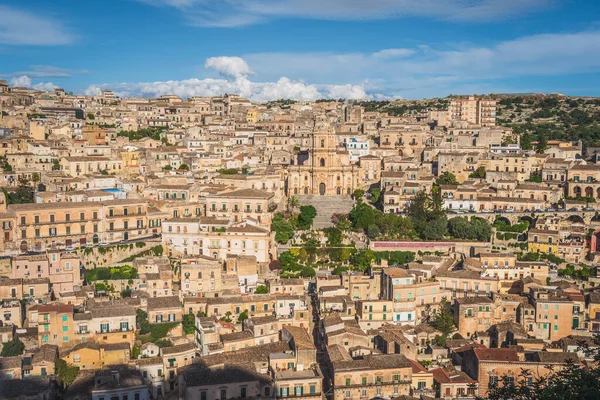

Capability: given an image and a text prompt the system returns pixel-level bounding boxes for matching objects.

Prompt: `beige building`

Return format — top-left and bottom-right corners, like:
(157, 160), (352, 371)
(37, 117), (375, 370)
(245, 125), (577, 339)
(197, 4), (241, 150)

(333, 354), (413, 400)
(449, 96), (496, 126)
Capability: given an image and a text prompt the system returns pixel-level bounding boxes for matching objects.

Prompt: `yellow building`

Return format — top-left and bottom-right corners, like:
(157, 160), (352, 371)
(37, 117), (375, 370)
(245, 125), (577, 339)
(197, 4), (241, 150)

(37, 304), (75, 349)
(61, 342), (130, 370)
(8, 199), (151, 253)
(528, 229), (559, 256)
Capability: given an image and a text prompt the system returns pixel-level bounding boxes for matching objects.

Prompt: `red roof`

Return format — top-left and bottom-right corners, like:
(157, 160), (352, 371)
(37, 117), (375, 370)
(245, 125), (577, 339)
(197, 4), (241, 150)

(474, 348), (519, 362)
(38, 304), (74, 314)
(407, 359), (427, 373)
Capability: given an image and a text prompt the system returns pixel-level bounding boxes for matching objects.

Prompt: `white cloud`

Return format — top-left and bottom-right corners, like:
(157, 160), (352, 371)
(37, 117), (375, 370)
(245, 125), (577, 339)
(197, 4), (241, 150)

(372, 48), (416, 59)
(84, 58), (373, 101)
(10, 76), (32, 88)
(139, 0), (552, 27)
(80, 28), (600, 100)
(88, 76), (371, 102)
(32, 82), (60, 91)
(84, 85), (103, 96)
(9, 75), (59, 91)
(0, 5), (75, 45)
(7, 65), (90, 78)
(204, 57), (253, 79)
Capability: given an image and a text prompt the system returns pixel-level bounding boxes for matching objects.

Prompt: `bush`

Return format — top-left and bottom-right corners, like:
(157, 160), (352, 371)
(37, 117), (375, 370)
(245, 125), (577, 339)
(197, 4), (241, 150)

(300, 266), (316, 278)
(0, 337), (24, 356)
(255, 285), (268, 294)
(182, 313), (195, 335)
(154, 339), (173, 348)
(55, 359), (79, 387)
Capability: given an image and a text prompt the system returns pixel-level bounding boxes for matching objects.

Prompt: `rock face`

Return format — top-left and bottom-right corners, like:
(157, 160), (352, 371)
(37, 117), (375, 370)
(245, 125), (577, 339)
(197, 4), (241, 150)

(297, 195), (354, 229)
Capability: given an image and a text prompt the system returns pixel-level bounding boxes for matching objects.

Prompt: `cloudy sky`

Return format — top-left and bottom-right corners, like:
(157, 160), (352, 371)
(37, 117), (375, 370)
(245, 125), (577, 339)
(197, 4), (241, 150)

(0, 0), (599, 100)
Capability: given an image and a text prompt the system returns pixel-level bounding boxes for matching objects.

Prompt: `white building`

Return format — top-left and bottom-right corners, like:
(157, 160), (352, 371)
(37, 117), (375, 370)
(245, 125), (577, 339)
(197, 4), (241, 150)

(345, 137), (370, 161)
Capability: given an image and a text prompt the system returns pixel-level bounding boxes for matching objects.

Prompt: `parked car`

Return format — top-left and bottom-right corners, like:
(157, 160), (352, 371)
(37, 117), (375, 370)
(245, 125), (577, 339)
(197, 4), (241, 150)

(568, 207), (579, 212)
(584, 207), (595, 211)
(99, 242), (110, 247)
(64, 246), (75, 251)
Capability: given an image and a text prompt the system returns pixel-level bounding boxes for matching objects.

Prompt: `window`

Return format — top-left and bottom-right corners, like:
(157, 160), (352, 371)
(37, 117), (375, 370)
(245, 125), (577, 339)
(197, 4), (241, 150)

(241, 387), (246, 398)
(200, 392), (207, 400)
(310, 385), (316, 394)
(489, 376), (498, 387)
(346, 378), (351, 387)
(220, 389), (227, 400)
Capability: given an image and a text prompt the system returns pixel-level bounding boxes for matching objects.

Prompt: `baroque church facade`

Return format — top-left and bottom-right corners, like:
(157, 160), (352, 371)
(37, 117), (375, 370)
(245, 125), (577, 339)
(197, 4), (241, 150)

(286, 118), (362, 196)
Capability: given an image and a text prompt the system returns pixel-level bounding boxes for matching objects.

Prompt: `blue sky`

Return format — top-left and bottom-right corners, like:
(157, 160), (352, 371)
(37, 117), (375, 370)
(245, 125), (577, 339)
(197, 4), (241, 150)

(1, 0), (600, 100)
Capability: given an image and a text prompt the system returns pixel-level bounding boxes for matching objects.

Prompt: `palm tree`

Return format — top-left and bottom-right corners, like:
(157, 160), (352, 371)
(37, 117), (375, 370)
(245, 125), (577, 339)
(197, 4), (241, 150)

(287, 196), (300, 213)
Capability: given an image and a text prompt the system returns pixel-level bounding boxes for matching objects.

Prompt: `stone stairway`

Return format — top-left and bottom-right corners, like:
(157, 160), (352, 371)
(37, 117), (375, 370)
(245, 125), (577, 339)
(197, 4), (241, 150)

(297, 195), (355, 229)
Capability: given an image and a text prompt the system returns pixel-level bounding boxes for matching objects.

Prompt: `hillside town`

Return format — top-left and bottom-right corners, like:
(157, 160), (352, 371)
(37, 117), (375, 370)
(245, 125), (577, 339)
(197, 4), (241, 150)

(2, 79), (600, 400)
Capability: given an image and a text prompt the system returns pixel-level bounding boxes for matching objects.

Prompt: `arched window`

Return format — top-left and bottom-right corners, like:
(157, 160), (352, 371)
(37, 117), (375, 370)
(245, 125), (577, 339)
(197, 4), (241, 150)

(320, 139), (325, 148)
(320, 158), (325, 167)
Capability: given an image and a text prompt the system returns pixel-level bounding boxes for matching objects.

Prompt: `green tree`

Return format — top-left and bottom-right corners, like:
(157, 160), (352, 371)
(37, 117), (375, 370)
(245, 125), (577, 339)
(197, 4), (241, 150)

(520, 132), (533, 150)
(87, 113), (95, 120)
(255, 285), (268, 294)
(297, 205), (317, 230)
(52, 159), (61, 171)
(182, 313), (195, 335)
(436, 171), (460, 186)
(334, 216), (352, 232)
(468, 166), (486, 179)
(349, 201), (376, 230)
(353, 189), (365, 199)
(421, 215), (448, 241)
(351, 249), (376, 271)
(369, 187), (381, 203)
(484, 357), (600, 400)
(536, 133), (549, 154)
(120, 287), (132, 298)
(406, 190), (446, 239)
(367, 224), (381, 239)
(178, 164), (189, 170)
(0, 337), (24, 356)
(300, 266), (316, 278)
(323, 227), (343, 246)
(237, 309), (249, 323)
(55, 359), (79, 387)
(136, 308), (151, 335)
(430, 297), (456, 344)
(271, 213), (295, 244)
(287, 196), (300, 213)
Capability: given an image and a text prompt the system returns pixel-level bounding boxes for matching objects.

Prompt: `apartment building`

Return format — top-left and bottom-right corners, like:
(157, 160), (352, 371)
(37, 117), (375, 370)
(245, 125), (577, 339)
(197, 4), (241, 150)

(332, 354), (413, 400)
(7, 199), (151, 254)
(449, 96), (496, 127)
